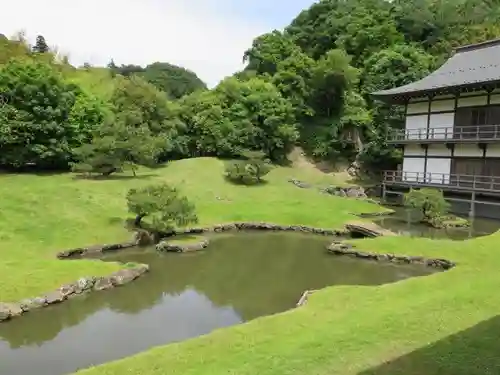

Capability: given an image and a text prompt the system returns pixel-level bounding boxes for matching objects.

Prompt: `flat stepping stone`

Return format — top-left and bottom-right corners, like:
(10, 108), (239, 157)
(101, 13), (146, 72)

(156, 236), (209, 253)
(345, 221), (396, 238)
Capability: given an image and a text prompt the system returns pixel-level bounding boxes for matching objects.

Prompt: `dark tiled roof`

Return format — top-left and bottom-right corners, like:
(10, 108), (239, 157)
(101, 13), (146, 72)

(371, 39), (500, 103)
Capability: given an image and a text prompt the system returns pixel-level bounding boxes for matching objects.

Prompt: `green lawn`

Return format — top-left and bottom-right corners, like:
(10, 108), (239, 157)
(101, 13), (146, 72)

(8, 157), (498, 375)
(0, 157), (382, 302)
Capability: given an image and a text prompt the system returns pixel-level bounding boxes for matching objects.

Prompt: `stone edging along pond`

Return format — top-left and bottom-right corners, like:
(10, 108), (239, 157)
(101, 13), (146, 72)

(156, 237), (210, 252)
(57, 222), (348, 258)
(295, 241), (456, 308)
(0, 264), (149, 322)
(0, 222), (346, 323)
(0, 221), (454, 322)
(327, 241), (456, 270)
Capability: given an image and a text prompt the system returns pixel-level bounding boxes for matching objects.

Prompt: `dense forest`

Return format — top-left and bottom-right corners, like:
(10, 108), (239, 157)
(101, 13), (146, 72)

(1, 0), (500, 176)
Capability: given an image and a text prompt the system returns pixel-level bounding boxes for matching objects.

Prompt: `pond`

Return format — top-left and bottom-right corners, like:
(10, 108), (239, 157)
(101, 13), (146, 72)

(0, 232), (436, 375)
(368, 206), (500, 240)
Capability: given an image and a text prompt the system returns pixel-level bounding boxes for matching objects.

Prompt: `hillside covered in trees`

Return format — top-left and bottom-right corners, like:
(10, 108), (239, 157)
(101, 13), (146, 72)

(1, 0), (500, 175)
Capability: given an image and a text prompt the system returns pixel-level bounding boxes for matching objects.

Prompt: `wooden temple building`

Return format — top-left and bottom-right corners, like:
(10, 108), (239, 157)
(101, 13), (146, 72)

(371, 38), (500, 218)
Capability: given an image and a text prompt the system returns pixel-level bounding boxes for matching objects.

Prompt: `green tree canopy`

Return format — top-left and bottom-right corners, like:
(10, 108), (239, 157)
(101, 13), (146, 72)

(0, 58), (98, 169)
(140, 62), (207, 99)
(126, 184), (198, 231)
(110, 62), (206, 99)
(214, 77), (299, 161)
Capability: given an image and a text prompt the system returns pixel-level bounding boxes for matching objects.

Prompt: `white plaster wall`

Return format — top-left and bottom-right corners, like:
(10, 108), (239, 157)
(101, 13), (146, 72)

(404, 145), (425, 156)
(486, 144), (500, 157)
(427, 144), (452, 157)
(455, 144), (483, 157)
(406, 101), (428, 114)
(405, 115), (427, 139)
(490, 94), (500, 105)
(430, 99), (454, 112)
(457, 94), (488, 107)
(402, 158), (425, 182)
(429, 113), (455, 139)
(426, 158), (451, 184)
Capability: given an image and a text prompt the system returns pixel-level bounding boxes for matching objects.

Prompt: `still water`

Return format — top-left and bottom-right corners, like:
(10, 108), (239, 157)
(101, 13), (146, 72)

(0, 232), (436, 375)
(369, 207), (500, 240)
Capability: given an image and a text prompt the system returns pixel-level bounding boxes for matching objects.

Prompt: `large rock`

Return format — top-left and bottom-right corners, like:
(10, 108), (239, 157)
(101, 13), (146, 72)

(76, 277), (96, 293)
(345, 186), (368, 198)
(288, 178), (312, 189)
(157, 237), (209, 253)
(0, 304), (12, 321)
(45, 291), (64, 305)
(345, 221), (396, 238)
(110, 269), (139, 286)
(93, 277), (114, 291)
(19, 297), (46, 312)
(59, 283), (77, 299)
(0, 303), (23, 321)
(5, 303), (23, 317)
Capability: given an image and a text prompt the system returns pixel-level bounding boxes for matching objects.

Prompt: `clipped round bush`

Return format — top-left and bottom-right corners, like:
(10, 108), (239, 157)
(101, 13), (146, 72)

(224, 155), (272, 185)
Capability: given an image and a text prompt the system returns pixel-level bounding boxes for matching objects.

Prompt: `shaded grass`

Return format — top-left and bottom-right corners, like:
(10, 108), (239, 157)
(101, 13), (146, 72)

(0, 157), (383, 302)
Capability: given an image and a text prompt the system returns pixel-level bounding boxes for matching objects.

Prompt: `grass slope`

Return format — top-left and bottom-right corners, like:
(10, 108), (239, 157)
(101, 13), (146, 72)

(77, 227), (500, 375)
(0, 158), (381, 302)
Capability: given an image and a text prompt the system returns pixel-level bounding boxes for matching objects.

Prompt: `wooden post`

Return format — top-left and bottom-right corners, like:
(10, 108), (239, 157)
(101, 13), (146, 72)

(469, 191), (476, 220)
(382, 183), (386, 203)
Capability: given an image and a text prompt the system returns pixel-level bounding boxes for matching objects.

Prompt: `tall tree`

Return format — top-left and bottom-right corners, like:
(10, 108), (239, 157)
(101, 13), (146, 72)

(32, 35), (49, 53)
(110, 75), (185, 160)
(0, 59), (93, 169)
(140, 62), (207, 99)
(214, 77), (299, 161)
(243, 30), (301, 76)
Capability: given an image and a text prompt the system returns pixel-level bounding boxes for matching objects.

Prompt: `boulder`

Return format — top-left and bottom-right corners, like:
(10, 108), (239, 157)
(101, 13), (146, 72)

(5, 303), (23, 317)
(322, 186), (347, 197)
(110, 269), (138, 286)
(59, 283), (77, 299)
(327, 241), (353, 253)
(19, 297), (47, 312)
(76, 277), (96, 292)
(345, 186), (368, 198)
(288, 178), (312, 189)
(156, 237), (209, 253)
(45, 291), (64, 304)
(0, 304), (12, 321)
(93, 277), (114, 291)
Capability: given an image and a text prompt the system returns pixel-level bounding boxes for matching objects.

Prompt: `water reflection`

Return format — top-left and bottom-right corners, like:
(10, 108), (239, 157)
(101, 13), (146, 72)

(0, 232), (436, 375)
(371, 207), (500, 240)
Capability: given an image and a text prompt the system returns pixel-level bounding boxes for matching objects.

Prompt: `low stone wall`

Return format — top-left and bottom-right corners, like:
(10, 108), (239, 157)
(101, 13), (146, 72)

(327, 241), (455, 270)
(57, 241), (137, 259)
(0, 264), (149, 322)
(173, 222), (347, 236)
(156, 237), (210, 252)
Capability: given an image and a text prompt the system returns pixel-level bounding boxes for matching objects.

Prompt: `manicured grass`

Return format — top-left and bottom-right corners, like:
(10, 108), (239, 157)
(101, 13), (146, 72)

(0, 157), (383, 303)
(76, 232), (500, 375)
(4, 157), (500, 375)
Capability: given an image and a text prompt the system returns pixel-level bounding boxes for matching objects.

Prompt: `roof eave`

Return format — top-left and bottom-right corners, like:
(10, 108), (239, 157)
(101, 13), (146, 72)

(371, 80), (500, 105)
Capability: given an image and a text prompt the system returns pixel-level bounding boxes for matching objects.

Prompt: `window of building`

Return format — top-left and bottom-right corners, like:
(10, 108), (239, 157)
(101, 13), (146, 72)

(470, 108), (487, 125)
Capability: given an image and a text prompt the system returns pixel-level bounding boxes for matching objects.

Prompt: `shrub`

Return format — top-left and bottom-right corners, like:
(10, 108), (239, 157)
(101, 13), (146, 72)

(224, 151), (272, 185)
(126, 183), (198, 234)
(404, 188), (450, 225)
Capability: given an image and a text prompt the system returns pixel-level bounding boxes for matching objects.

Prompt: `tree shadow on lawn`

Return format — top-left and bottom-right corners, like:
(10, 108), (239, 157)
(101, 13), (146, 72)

(72, 173), (158, 181)
(359, 315), (500, 375)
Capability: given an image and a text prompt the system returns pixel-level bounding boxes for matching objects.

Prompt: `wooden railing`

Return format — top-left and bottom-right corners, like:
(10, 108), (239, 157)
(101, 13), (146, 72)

(383, 170), (500, 192)
(387, 125), (500, 142)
